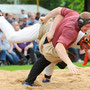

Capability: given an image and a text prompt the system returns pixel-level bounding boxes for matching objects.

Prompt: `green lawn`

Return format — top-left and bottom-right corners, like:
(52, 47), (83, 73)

(0, 62), (90, 71)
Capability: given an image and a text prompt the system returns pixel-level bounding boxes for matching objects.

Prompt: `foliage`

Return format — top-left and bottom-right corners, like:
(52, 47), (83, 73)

(18, 0), (84, 13)
(0, 0), (13, 4)
(60, 0), (84, 13)
(0, 0), (85, 13)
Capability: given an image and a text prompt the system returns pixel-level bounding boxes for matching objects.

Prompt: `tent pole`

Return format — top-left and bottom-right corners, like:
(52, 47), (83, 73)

(36, 0), (39, 12)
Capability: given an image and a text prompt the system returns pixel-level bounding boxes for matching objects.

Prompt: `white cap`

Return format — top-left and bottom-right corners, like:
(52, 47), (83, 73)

(21, 7), (25, 11)
(23, 14), (28, 18)
(75, 31), (85, 44)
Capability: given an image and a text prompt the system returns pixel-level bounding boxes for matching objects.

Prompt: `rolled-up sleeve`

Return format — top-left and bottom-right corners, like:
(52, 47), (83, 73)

(61, 8), (75, 17)
(57, 28), (77, 49)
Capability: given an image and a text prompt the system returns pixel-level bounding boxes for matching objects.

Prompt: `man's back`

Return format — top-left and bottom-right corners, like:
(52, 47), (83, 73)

(52, 8), (80, 49)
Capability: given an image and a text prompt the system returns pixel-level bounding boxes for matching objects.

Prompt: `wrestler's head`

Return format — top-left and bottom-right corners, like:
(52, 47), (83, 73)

(78, 12), (90, 33)
(78, 34), (90, 50)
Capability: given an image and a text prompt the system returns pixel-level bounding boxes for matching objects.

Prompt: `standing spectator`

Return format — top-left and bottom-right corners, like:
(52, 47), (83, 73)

(20, 8), (27, 19)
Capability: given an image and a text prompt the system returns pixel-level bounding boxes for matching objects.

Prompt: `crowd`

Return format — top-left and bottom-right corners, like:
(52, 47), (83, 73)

(0, 8), (88, 66)
(0, 8), (42, 66)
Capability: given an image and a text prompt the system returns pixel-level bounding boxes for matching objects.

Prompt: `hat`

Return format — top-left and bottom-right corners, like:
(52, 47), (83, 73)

(21, 8), (25, 11)
(23, 14), (28, 18)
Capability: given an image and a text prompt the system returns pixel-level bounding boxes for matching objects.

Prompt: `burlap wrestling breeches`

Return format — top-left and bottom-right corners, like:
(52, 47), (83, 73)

(38, 21), (62, 63)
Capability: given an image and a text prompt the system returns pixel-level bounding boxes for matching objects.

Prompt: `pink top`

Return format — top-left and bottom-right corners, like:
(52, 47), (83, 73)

(52, 8), (80, 49)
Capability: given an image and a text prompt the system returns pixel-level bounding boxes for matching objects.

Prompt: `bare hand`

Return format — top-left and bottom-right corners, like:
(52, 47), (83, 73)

(39, 17), (48, 23)
(47, 32), (53, 42)
(18, 48), (22, 52)
(67, 63), (80, 74)
(8, 50), (12, 53)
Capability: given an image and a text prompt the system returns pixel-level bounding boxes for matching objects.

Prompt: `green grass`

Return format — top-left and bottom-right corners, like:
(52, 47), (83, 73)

(0, 62), (90, 71)
(0, 65), (33, 71)
(55, 62), (90, 69)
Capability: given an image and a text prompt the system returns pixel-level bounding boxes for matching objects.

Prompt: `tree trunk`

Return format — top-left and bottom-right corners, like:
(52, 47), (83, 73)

(84, 0), (90, 11)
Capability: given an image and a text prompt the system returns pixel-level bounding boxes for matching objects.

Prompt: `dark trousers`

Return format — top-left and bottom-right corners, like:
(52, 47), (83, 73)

(14, 48), (36, 62)
(24, 48), (77, 84)
(25, 55), (51, 84)
(27, 48), (36, 62)
(14, 48), (28, 62)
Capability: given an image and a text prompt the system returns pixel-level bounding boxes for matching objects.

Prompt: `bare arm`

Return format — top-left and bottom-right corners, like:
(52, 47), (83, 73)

(40, 7), (62, 23)
(0, 34), (5, 40)
(26, 43), (33, 48)
(24, 43), (33, 51)
(55, 43), (79, 74)
(55, 43), (72, 65)
(8, 43), (13, 53)
(44, 7), (62, 21)
(47, 15), (64, 41)
(14, 43), (22, 52)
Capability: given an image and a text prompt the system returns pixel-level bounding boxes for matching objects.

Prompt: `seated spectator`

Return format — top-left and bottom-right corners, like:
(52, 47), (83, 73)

(23, 14), (28, 27)
(35, 12), (40, 20)
(26, 13), (38, 26)
(33, 40), (41, 59)
(18, 19), (25, 29)
(6, 13), (14, 24)
(28, 12), (31, 19)
(12, 21), (37, 64)
(0, 31), (19, 65)
(0, 39), (7, 66)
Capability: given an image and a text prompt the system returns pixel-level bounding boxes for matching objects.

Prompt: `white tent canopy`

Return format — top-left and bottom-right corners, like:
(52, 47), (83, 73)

(0, 4), (50, 16)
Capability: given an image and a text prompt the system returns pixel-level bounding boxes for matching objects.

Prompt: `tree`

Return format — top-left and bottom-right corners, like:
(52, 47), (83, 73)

(60, 0), (84, 13)
(0, 0), (13, 4)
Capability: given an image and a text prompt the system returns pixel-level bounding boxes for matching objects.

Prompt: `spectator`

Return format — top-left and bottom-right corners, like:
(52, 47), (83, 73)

(0, 39), (7, 66)
(0, 31), (19, 65)
(4, 13), (8, 19)
(20, 8), (27, 19)
(18, 19), (25, 29)
(23, 14), (28, 27)
(35, 12), (40, 20)
(28, 12), (31, 19)
(6, 13), (14, 24)
(12, 21), (36, 64)
(26, 13), (38, 26)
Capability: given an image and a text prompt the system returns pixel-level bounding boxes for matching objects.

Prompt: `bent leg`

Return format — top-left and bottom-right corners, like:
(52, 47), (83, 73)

(45, 62), (57, 76)
(25, 55), (51, 85)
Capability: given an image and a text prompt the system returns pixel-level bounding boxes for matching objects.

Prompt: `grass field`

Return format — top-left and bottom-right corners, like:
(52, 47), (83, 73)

(0, 62), (90, 71)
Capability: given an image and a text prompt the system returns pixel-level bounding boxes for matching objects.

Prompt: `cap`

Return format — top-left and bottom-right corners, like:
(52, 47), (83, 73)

(23, 14), (28, 18)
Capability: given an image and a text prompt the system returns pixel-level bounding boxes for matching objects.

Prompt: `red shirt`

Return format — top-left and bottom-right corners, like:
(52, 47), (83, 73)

(52, 8), (80, 49)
